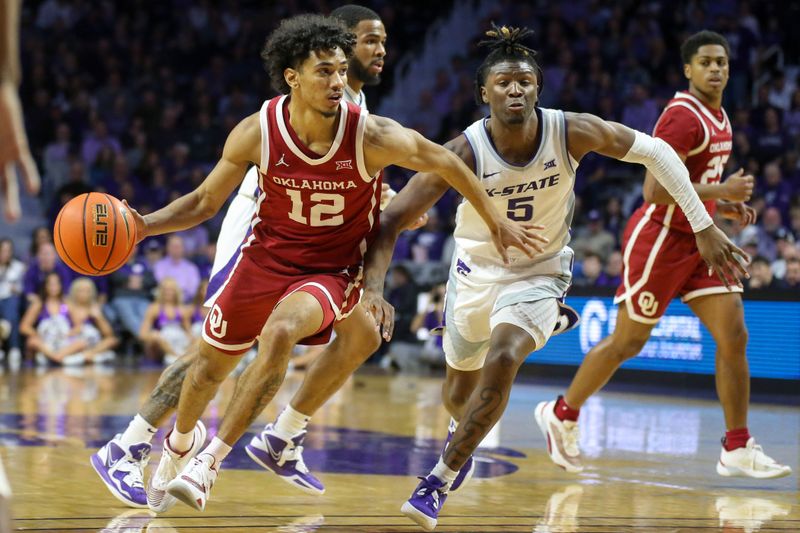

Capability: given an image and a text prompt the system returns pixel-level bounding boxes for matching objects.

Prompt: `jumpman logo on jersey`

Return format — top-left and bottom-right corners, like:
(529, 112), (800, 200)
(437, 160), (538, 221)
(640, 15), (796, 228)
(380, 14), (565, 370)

(276, 154), (290, 167)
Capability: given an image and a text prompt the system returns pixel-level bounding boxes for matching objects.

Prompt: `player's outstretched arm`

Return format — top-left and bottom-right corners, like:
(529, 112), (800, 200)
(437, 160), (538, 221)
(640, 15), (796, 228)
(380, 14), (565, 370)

(363, 115), (546, 264)
(566, 112), (749, 287)
(644, 166), (754, 205)
(361, 138), (460, 339)
(126, 113), (261, 241)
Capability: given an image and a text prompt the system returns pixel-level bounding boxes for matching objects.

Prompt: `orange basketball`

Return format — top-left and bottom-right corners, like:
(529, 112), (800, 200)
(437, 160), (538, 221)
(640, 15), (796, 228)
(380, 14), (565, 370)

(53, 192), (137, 276)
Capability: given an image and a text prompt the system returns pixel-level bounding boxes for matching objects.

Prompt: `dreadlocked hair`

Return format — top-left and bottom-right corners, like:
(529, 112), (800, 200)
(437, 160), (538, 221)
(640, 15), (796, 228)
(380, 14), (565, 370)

(474, 23), (543, 104)
(261, 14), (356, 94)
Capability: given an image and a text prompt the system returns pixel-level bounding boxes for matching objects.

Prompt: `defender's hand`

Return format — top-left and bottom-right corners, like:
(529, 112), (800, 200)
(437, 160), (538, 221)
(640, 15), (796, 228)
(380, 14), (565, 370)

(490, 218), (549, 264)
(362, 288), (395, 341)
(718, 201), (757, 226)
(694, 224), (750, 288)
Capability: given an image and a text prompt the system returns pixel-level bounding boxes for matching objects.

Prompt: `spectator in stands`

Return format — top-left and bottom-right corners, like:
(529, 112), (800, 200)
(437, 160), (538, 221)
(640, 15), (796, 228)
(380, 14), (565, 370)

(753, 108), (790, 165)
(759, 162), (792, 218)
(570, 209), (616, 261)
(22, 242), (71, 304)
(0, 239), (26, 364)
(81, 119), (122, 168)
(153, 235), (200, 303)
(27, 226), (52, 262)
(783, 257), (800, 291)
(187, 278), (209, 339)
(42, 123), (73, 208)
(143, 239), (164, 270)
(574, 252), (602, 288)
(621, 83), (659, 135)
(596, 250), (622, 288)
(784, 89), (800, 139)
(746, 256), (785, 290)
(381, 264), (421, 370)
(410, 284), (446, 367)
(48, 159), (92, 226)
(139, 277), (191, 365)
(767, 71), (796, 112)
(107, 245), (156, 339)
(770, 228), (798, 279)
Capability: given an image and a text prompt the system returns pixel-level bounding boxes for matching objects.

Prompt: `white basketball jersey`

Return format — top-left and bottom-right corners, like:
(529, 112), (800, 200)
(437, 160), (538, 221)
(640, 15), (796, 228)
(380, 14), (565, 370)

(457, 108), (577, 270)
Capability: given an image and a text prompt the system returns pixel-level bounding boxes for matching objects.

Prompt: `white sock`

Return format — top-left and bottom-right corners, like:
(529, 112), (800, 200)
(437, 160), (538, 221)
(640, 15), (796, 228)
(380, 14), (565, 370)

(431, 457), (459, 487)
(168, 424), (195, 454)
(119, 414), (158, 448)
(273, 405), (310, 439)
(200, 437), (232, 467)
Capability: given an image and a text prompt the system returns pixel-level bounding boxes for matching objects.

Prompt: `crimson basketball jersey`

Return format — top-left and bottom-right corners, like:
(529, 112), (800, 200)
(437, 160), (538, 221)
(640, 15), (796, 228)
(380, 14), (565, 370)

(244, 95), (381, 275)
(635, 91), (732, 234)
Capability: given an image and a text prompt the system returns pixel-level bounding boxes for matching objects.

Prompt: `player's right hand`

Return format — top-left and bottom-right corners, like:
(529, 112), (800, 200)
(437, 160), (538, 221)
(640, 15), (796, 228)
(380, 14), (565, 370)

(121, 200), (147, 243)
(491, 218), (549, 264)
(361, 288), (395, 341)
(694, 224), (750, 288)
(721, 169), (754, 203)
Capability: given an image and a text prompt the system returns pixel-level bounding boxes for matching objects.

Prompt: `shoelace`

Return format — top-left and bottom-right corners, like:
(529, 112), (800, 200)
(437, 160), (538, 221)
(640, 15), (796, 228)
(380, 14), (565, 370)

(282, 445), (310, 473)
(563, 424), (580, 456)
(190, 457), (217, 491)
(126, 451), (150, 489)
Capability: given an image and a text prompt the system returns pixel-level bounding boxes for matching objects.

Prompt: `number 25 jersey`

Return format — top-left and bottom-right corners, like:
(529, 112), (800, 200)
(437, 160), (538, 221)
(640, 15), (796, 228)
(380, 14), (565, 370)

(246, 95), (382, 275)
(637, 91), (732, 234)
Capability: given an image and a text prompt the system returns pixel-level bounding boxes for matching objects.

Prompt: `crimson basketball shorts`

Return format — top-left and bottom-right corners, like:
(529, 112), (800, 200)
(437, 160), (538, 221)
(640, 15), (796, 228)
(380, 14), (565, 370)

(202, 253), (361, 354)
(614, 216), (742, 324)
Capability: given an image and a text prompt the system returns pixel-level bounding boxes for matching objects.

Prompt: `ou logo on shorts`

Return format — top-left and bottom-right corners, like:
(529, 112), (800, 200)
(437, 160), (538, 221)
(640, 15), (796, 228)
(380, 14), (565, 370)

(638, 291), (659, 317)
(208, 304), (228, 338)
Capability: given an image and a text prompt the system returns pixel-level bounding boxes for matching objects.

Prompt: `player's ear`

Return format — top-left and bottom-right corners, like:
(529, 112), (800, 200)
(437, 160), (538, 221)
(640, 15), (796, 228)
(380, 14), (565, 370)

(683, 63), (691, 80)
(480, 86), (489, 104)
(285, 68), (300, 90)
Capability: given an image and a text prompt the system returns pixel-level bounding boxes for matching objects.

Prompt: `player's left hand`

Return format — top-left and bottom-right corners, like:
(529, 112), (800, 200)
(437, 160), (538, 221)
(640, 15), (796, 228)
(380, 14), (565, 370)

(491, 219), (549, 264)
(121, 200), (147, 243)
(0, 81), (41, 222)
(361, 288), (395, 341)
(694, 224), (750, 288)
(717, 201), (757, 226)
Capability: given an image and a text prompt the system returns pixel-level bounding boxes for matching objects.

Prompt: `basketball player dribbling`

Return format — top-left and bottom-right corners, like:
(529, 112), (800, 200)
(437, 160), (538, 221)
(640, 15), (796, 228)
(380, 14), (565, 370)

(90, 5), (418, 509)
(536, 31), (791, 480)
(360, 25), (750, 531)
(123, 14), (544, 513)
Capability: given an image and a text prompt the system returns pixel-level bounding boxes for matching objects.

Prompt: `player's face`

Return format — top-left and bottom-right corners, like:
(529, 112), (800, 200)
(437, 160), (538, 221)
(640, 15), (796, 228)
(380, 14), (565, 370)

(482, 61), (539, 125)
(684, 44), (729, 97)
(290, 48), (348, 118)
(349, 19), (386, 86)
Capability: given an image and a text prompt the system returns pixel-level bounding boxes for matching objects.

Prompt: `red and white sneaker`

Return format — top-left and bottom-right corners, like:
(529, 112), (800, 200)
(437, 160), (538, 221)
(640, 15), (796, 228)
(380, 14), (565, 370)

(535, 401), (583, 473)
(146, 421), (207, 513)
(717, 438), (792, 479)
(166, 453), (218, 512)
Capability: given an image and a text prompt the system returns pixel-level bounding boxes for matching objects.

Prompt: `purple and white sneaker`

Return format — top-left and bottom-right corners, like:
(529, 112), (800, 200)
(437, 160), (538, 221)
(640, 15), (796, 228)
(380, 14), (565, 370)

(442, 418), (475, 493)
(245, 424), (324, 495)
(91, 434), (151, 508)
(401, 475), (449, 532)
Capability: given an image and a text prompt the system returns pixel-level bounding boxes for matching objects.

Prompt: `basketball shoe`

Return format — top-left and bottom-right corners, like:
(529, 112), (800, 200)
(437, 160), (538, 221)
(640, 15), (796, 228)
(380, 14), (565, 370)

(401, 474), (449, 532)
(716, 438), (792, 479)
(91, 435), (151, 508)
(245, 424), (324, 495)
(441, 418), (474, 492)
(147, 421), (206, 513)
(165, 453), (217, 511)
(535, 400), (583, 473)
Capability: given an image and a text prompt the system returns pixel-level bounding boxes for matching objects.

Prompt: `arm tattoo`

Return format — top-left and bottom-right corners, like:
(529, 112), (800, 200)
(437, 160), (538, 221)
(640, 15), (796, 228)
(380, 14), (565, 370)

(140, 357), (191, 425)
(444, 387), (504, 466)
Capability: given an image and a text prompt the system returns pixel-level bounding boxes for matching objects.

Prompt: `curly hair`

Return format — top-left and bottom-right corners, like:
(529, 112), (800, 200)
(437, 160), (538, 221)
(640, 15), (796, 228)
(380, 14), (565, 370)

(474, 23), (543, 104)
(261, 14), (356, 95)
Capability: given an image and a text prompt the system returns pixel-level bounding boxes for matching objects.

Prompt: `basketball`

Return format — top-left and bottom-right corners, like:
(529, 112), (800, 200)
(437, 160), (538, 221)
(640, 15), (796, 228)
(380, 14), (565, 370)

(53, 192), (137, 276)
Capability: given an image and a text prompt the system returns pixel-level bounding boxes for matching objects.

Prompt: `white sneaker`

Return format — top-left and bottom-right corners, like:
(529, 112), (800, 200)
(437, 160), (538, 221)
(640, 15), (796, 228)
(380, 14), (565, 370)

(533, 484), (584, 533)
(166, 453), (218, 512)
(535, 400), (583, 473)
(147, 421), (207, 513)
(716, 438), (792, 479)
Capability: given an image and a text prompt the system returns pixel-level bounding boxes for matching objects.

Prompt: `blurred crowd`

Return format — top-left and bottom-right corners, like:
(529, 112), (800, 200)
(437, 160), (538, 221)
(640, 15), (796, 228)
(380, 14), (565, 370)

(3, 0), (800, 368)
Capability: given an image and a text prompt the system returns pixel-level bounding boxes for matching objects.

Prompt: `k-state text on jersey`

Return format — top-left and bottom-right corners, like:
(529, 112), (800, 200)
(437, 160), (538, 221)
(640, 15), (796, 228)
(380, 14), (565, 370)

(484, 173), (560, 197)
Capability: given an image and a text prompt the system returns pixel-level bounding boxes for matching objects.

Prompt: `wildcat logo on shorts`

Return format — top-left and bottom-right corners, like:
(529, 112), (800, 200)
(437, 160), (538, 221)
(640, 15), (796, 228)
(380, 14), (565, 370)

(456, 258), (471, 276)
(638, 291), (659, 317)
(208, 304), (228, 338)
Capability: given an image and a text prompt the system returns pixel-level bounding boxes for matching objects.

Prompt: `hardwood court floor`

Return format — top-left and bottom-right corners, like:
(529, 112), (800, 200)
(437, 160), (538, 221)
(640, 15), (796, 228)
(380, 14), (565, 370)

(1, 366), (798, 532)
